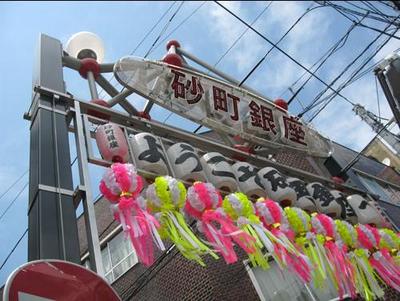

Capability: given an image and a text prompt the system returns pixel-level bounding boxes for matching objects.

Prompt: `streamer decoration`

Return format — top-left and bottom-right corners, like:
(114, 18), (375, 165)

(184, 182), (256, 264)
(99, 163), (165, 266)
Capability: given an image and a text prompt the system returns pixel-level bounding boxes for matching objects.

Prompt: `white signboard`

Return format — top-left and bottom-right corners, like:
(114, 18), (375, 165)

(114, 57), (333, 157)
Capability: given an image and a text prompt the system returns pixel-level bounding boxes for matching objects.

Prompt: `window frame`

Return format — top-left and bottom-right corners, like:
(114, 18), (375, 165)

(244, 258), (350, 301)
(85, 228), (138, 284)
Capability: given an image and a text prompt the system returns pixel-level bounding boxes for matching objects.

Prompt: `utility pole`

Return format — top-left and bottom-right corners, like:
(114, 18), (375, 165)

(353, 104), (400, 154)
(375, 53), (400, 129)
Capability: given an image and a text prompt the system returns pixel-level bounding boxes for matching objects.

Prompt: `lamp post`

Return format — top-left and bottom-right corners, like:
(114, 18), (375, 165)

(66, 32), (110, 115)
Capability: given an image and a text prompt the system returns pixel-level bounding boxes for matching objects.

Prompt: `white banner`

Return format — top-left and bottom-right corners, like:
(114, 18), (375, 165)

(114, 57), (333, 157)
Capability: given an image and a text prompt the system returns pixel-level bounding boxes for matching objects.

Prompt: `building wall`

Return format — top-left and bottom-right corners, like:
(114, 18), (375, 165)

(112, 247), (259, 301)
(364, 138), (400, 173)
(76, 144), (400, 301)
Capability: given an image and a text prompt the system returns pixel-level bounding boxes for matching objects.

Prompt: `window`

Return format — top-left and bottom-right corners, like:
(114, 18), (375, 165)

(85, 230), (138, 283)
(358, 174), (394, 203)
(247, 259), (345, 301)
(102, 230), (138, 283)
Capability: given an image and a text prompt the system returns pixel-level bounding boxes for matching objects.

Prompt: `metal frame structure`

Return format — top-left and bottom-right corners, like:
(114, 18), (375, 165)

(26, 34), (397, 280)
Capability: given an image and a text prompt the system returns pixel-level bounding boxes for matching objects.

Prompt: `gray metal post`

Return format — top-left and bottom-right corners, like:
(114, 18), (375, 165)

(73, 101), (104, 275)
(28, 34), (80, 262)
(176, 48), (266, 97)
(87, 71), (99, 100)
(375, 69), (400, 128)
(95, 74), (139, 115)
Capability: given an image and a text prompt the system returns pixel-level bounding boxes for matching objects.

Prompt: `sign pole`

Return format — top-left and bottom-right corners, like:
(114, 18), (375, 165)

(27, 34), (80, 262)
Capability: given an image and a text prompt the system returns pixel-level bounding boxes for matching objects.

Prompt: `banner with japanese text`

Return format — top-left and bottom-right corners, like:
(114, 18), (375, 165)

(114, 57), (332, 157)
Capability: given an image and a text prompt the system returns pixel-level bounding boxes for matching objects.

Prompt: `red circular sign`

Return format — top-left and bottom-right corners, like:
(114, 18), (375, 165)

(3, 260), (121, 301)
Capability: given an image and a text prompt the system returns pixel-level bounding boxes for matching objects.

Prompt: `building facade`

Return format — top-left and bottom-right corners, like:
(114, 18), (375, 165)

(77, 140), (400, 301)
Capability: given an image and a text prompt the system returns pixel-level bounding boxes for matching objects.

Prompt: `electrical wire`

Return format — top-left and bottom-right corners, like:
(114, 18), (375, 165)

(309, 26), (399, 116)
(98, 1), (179, 99)
(322, 1), (400, 26)
(183, 2), (272, 132)
(327, 2), (400, 42)
(215, 1), (356, 107)
(149, 1), (207, 56)
(0, 155), (80, 274)
(144, 2), (185, 59)
(213, 2), (273, 69)
(298, 18), (396, 118)
(307, 24), (400, 122)
(286, 19), (361, 105)
(0, 182), (28, 222)
(0, 169), (28, 202)
(0, 228), (28, 271)
(380, 1), (397, 10)
(122, 244), (178, 299)
(362, 1), (393, 22)
(239, 3), (318, 86)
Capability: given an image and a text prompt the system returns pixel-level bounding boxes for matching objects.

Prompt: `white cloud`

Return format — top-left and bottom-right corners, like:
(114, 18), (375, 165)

(201, 1), (399, 151)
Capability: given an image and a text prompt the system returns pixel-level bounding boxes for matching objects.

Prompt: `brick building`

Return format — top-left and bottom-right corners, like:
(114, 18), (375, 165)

(77, 137), (400, 301)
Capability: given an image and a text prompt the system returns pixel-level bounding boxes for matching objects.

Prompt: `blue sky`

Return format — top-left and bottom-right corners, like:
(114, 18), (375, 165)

(1, 1), (399, 285)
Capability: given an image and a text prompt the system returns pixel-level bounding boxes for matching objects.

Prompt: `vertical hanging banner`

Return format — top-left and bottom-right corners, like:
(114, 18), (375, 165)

(114, 57), (333, 157)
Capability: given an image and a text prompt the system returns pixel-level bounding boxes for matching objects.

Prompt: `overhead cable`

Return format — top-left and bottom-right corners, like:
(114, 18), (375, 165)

(307, 25), (400, 122)
(299, 18), (396, 118)
(98, 1), (179, 99)
(192, 2), (273, 133)
(0, 228), (28, 271)
(215, 1), (356, 107)
(239, 3), (318, 86)
(287, 19), (362, 105)
(0, 182), (28, 222)
(149, 1), (208, 56)
(322, 1), (400, 26)
(213, 2), (273, 69)
(0, 169), (28, 202)
(144, 1), (185, 58)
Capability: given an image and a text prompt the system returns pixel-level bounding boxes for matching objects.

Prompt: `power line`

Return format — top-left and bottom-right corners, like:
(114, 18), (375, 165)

(321, 1), (400, 26)
(327, 2), (400, 41)
(98, 1), (179, 99)
(149, 1), (207, 56)
(362, 1), (393, 22)
(0, 169), (28, 202)
(0, 182), (28, 222)
(186, 2), (272, 133)
(214, 1), (357, 107)
(299, 18), (396, 118)
(144, 1), (185, 59)
(286, 19), (361, 105)
(0, 228), (28, 271)
(213, 2), (273, 69)
(239, 3), (318, 86)
(0, 156), (79, 257)
(123, 245), (179, 299)
(307, 24), (400, 122)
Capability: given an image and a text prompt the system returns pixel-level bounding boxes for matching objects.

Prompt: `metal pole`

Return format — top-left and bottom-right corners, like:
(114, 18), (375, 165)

(73, 100), (104, 275)
(28, 34), (80, 262)
(108, 88), (135, 107)
(375, 69), (400, 128)
(176, 48), (267, 97)
(95, 74), (139, 115)
(87, 71), (99, 100)
(62, 53), (114, 73)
